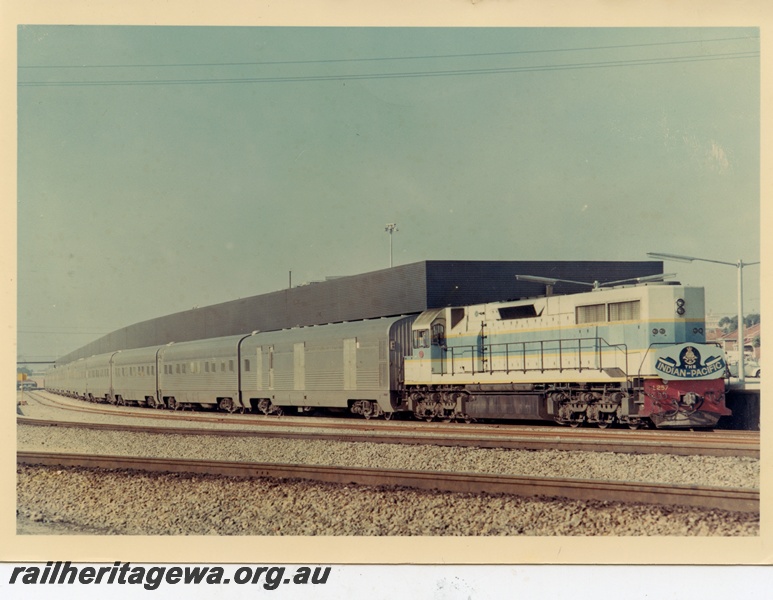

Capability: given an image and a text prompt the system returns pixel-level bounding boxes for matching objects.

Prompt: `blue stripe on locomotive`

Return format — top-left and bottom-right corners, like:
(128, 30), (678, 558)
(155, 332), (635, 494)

(407, 319), (706, 360)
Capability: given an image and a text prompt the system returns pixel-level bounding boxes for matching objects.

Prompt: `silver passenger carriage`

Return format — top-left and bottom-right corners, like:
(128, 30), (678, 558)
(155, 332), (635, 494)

(240, 316), (416, 417)
(83, 353), (115, 403)
(157, 335), (243, 411)
(112, 346), (163, 406)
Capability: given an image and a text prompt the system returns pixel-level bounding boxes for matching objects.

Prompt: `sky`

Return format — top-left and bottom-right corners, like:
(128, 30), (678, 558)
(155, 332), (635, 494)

(16, 26), (761, 363)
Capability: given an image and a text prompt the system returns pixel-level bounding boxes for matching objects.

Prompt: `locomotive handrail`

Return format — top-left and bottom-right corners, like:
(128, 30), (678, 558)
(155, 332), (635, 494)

(444, 336), (628, 378)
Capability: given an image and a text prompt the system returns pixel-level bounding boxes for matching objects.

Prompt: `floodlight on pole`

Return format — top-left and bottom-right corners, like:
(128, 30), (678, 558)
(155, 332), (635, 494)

(385, 223), (398, 268)
(647, 252), (759, 384)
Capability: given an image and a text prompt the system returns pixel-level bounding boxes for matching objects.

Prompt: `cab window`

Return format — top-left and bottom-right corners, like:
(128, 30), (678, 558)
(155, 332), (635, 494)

(413, 329), (429, 349)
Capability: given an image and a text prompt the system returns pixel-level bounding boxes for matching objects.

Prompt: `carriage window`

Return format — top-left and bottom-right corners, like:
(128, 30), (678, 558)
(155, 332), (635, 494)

(244, 359), (251, 372)
(413, 329), (429, 349)
(576, 303), (606, 324)
(609, 300), (640, 321)
(229, 360), (235, 372)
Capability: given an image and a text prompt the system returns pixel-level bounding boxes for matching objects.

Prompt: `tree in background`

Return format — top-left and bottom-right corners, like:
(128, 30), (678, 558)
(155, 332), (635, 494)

(718, 314), (760, 334)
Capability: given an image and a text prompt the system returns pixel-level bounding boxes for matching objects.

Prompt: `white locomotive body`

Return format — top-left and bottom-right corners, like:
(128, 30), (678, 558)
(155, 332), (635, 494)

(402, 282), (729, 428)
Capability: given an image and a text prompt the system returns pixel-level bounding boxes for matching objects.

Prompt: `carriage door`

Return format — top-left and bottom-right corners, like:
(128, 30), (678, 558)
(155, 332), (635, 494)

(264, 346), (274, 390)
(430, 319), (446, 375)
(343, 338), (357, 391)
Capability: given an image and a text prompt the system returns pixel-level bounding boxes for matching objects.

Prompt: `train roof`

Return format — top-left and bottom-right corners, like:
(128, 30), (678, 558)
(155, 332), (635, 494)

(56, 260), (663, 365)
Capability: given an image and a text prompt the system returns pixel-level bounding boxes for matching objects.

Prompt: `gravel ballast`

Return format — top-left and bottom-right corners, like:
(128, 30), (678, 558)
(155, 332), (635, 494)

(16, 425), (760, 536)
(17, 466), (759, 536)
(16, 394), (760, 536)
(17, 425), (760, 489)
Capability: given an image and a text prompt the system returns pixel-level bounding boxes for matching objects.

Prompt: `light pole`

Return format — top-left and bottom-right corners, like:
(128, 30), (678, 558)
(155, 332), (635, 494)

(647, 252), (760, 384)
(385, 223), (398, 268)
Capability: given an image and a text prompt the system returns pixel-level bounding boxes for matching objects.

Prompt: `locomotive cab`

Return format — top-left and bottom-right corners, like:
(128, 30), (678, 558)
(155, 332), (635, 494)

(408, 308), (446, 376)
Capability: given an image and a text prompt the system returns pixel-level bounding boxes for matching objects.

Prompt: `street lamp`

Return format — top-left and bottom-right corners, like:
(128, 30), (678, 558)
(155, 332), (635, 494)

(647, 252), (760, 383)
(385, 223), (398, 268)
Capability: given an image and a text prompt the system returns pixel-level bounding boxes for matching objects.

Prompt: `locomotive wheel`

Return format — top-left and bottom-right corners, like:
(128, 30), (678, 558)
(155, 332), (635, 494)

(219, 397), (235, 413)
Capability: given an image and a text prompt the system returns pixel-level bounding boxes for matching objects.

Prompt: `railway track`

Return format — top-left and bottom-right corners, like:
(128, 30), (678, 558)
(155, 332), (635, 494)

(19, 390), (760, 458)
(17, 450), (759, 514)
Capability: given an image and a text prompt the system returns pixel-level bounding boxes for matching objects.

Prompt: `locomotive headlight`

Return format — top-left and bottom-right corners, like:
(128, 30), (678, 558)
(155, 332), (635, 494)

(676, 298), (686, 316)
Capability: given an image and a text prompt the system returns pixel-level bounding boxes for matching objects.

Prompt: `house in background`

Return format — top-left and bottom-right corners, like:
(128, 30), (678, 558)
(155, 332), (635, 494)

(706, 321), (761, 361)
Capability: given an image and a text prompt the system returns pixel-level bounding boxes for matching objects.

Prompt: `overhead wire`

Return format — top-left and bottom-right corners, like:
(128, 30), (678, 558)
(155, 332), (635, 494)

(18, 34), (759, 70)
(18, 50), (760, 88)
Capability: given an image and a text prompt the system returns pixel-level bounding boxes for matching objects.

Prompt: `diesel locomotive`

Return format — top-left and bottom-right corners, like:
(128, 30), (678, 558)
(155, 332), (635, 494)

(45, 280), (730, 429)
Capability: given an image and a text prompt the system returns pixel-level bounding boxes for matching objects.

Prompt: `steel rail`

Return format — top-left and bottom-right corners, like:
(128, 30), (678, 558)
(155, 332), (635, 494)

(17, 397), (760, 458)
(16, 417), (760, 458)
(17, 450), (759, 513)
